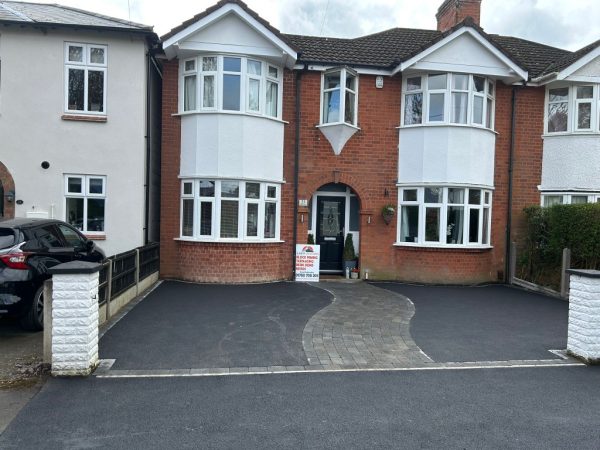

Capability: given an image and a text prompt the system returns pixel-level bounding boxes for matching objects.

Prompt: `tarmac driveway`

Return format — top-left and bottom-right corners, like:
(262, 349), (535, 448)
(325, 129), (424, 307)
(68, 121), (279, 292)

(100, 281), (331, 370)
(373, 283), (568, 362)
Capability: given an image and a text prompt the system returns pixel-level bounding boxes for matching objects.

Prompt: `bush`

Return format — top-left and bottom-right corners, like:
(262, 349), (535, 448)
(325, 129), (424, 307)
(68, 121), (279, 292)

(343, 234), (356, 261)
(307, 233), (315, 245)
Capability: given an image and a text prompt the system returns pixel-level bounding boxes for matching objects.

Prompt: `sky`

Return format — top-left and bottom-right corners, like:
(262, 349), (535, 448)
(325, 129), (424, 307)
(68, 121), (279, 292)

(29, 0), (600, 51)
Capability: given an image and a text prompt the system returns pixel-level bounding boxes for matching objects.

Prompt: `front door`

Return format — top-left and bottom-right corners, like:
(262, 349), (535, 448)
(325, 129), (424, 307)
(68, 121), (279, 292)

(316, 196), (345, 271)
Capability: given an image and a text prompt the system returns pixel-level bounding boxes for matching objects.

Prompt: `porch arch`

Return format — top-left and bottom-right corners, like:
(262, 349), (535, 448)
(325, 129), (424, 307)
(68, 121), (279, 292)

(0, 161), (15, 219)
(301, 171), (373, 212)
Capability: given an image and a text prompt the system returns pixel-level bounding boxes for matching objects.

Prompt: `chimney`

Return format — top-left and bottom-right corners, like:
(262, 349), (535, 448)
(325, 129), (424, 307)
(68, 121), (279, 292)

(436, 0), (481, 32)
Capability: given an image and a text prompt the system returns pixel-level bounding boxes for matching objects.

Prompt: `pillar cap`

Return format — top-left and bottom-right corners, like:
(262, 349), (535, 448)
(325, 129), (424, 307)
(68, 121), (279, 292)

(567, 269), (600, 279)
(48, 261), (103, 275)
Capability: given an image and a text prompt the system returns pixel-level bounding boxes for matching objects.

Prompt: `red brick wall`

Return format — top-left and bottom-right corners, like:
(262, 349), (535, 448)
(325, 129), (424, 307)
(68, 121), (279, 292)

(0, 161), (15, 219)
(436, 0), (482, 31)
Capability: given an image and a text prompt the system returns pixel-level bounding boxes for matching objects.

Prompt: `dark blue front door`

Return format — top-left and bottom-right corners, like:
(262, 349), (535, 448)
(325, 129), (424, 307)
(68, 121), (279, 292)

(316, 196), (345, 271)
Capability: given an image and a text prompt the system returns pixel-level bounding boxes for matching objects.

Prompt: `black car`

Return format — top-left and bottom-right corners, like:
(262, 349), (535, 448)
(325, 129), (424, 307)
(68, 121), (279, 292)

(0, 218), (105, 330)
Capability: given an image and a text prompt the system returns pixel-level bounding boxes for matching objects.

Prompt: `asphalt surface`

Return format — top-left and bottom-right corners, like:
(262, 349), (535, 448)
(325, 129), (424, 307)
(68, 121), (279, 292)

(100, 281), (332, 369)
(1, 366), (599, 449)
(373, 283), (568, 362)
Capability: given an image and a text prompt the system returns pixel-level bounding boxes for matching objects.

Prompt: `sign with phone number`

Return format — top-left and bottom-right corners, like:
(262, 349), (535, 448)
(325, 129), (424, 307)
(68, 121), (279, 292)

(295, 244), (320, 282)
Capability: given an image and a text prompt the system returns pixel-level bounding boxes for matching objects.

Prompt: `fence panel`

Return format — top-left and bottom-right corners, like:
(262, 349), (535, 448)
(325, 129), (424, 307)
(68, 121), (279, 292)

(110, 250), (137, 298)
(139, 242), (160, 281)
(97, 261), (110, 305)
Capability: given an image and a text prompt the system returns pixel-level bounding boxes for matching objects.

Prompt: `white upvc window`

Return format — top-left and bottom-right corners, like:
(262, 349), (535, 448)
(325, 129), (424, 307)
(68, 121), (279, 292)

(402, 73), (495, 130)
(321, 67), (359, 126)
(545, 84), (600, 134)
(180, 179), (281, 242)
(64, 175), (106, 234)
(541, 192), (600, 206)
(397, 186), (492, 247)
(179, 55), (282, 119)
(64, 42), (107, 114)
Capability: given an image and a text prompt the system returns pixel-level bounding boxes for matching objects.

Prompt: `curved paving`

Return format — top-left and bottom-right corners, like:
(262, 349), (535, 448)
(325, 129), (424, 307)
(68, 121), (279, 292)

(303, 281), (432, 368)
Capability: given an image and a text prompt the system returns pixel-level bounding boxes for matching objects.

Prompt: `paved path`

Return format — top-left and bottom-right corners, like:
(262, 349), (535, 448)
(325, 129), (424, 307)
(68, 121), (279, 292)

(303, 281), (432, 368)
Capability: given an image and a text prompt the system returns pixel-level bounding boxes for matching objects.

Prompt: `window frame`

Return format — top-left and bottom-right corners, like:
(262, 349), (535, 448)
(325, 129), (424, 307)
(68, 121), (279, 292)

(179, 179), (281, 242)
(64, 42), (107, 115)
(541, 192), (600, 206)
(545, 84), (600, 135)
(396, 186), (493, 248)
(319, 67), (359, 127)
(64, 174), (107, 235)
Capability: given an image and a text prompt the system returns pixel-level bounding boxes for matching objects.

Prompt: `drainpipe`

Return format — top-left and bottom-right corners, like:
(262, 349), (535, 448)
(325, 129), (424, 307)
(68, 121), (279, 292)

(292, 65), (307, 276)
(505, 85), (519, 282)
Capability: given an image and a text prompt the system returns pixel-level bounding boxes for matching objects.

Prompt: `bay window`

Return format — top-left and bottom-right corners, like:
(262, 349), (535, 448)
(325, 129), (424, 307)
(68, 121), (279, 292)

(402, 73), (495, 129)
(321, 68), (358, 126)
(65, 43), (107, 114)
(180, 55), (282, 118)
(546, 84), (600, 133)
(180, 179), (280, 241)
(398, 186), (492, 247)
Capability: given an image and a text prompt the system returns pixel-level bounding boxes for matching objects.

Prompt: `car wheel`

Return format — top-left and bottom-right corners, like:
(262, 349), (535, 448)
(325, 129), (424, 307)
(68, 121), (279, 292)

(20, 286), (44, 331)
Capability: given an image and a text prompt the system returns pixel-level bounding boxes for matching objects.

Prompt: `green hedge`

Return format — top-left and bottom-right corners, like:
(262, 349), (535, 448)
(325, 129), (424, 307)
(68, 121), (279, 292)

(519, 203), (600, 288)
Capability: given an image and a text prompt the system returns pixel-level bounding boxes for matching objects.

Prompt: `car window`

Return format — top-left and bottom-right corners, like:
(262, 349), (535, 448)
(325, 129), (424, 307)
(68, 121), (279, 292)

(57, 224), (86, 250)
(0, 228), (16, 249)
(34, 226), (64, 249)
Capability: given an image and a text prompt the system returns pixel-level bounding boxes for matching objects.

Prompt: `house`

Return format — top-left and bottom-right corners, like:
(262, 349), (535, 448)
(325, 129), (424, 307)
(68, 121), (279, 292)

(0, 1), (161, 256)
(156, 0), (599, 284)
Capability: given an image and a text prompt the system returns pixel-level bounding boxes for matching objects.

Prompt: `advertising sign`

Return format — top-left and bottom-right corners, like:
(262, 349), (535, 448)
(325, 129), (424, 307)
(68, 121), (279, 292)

(295, 244), (320, 282)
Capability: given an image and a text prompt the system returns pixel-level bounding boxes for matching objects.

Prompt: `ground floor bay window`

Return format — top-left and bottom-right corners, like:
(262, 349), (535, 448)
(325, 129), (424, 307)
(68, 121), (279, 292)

(180, 179), (280, 241)
(397, 186), (492, 247)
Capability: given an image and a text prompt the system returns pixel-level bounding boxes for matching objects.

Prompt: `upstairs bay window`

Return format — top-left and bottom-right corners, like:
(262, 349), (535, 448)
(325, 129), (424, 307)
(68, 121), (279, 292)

(180, 55), (282, 119)
(321, 68), (358, 126)
(546, 84), (600, 133)
(403, 73), (495, 129)
(65, 43), (107, 114)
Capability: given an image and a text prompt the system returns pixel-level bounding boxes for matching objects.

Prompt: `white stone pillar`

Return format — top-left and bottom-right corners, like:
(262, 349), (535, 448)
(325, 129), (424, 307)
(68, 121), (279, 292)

(48, 261), (102, 376)
(567, 269), (600, 364)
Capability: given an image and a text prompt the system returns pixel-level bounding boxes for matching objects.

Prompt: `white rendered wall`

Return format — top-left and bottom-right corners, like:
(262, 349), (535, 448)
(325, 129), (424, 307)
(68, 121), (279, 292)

(398, 126), (496, 187)
(0, 28), (148, 256)
(180, 113), (284, 182)
(541, 135), (600, 191)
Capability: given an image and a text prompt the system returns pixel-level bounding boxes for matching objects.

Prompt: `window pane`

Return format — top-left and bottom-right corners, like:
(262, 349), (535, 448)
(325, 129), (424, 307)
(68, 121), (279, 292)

(220, 200), (238, 238)
(484, 192), (491, 204)
(486, 98), (493, 128)
(68, 45), (83, 62)
(223, 57), (241, 72)
(66, 198), (84, 230)
(571, 195), (588, 204)
(404, 93), (422, 125)
(68, 68), (85, 111)
(267, 186), (277, 198)
(482, 208), (490, 245)
(453, 74), (469, 90)
(549, 88), (568, 102)
(425, 187), (442, 203)
(88, 71), (104, 112)
(473, 76), (485, 93)
(468, 189), (481, 205)
(221, 181), (239, 198)
(264, 202), (276, 238)
(429, 93), (444, 121)
(325, 73), (340, 90)
(403, 189), (417, 202)
(469, 209), (480, 243)
(548, 102), (568, 132)
(246, 183), (260, 199)
(90, 48), (105, 65)
(344, 91), (355, 124)
(323, 89), (340, 123)
(428, 74), (447, 90)
(203, 75), (215, 108)
(266, 81), (278, 117)
(577, 103), (591, 129)
(184, 60), (195, 72)
(268, 66), (278, 78)
(203, 57), (217, 72)
(89, 178), (103, 194)
(448, 188), (464, 204)
(447, 206), (464, 244)
(473, 96), (484, 124)
(407, 77), (421, 91)
(183, 182), (192, 195)
(68, 177), (83, 193)
(248, 78), (260, 111)
(488, 81), (494, 97)
(400, 205), (419, 242)
(182, 199), (194, 236)
(576, 86), (593, 99)
(247, 60), (261, 75)
(349, 196), (359, 232)
(247, 203), (258, 237)
(87, 199), (105, 231)
(451, 92), (468, 124)
(223, 74), (240, 110)
(199, 180), (215, 197)
(425, 208), (440, 242)
(184, 75), (197, 111)
(200, 201), (212, 236)
(346, 73), (356, 91)
(543, 195), (563, 207)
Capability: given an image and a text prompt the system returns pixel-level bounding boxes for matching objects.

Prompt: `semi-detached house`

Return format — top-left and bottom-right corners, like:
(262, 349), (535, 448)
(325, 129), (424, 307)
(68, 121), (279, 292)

(159, 0), (600, 284)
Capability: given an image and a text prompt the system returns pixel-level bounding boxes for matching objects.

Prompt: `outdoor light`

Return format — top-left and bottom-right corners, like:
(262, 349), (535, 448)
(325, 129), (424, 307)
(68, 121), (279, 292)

(5, 190), (15, 203)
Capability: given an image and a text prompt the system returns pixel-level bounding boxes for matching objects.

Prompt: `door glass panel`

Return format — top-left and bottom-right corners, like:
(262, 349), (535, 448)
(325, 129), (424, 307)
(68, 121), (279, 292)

(349, 196), (359, 232)
(321, 201), (341, 237)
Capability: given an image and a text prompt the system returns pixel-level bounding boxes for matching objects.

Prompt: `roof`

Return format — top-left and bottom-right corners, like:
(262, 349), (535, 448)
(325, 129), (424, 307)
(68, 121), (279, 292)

(536, 39), (600, 78)
(0, 1), (154, 33)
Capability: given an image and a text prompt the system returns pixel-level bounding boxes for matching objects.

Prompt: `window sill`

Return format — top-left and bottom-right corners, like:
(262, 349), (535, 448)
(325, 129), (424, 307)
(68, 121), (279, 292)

(62, 114), (107, 123)
(175, 237), (284, 244)
(317, 122), (360, 131)
(397, 123), (498, 135)
(394, 242), (492, 251)
(85, 234), (106, 240)
(173, 110), (288, 125)
(542, 131), (600, 138)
